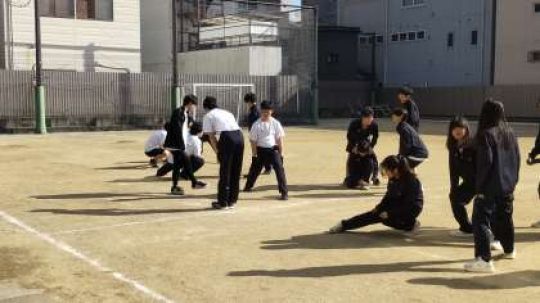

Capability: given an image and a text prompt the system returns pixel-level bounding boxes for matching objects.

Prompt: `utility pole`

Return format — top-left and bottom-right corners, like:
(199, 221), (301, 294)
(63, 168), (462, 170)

(171, 0), (181, 112)
(34, 0), (46, 134)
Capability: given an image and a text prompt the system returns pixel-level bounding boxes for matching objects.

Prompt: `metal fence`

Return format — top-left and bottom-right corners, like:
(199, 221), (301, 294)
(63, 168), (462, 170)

(0, 70), (305, 132)
(380, 86), (540, 120)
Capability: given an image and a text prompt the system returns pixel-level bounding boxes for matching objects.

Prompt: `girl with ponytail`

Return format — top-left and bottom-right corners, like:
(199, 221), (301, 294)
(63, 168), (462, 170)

(329, 155), (423, 234)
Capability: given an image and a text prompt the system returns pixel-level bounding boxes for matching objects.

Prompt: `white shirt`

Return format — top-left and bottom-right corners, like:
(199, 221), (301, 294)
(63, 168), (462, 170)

(185, 135), (202, 157)
(182, 110), (189, 144)
(202, 108), (240, 135)
(249, 117), (285, 148)
(145, 130), (167, 152)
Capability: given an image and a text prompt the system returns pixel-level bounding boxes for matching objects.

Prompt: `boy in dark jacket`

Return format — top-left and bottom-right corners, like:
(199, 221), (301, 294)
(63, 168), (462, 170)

(391, 108), (429, 169)
(346, 107), (381, 186)
(164, 95), (206, 195)
(397, 86), (420, 131)
(329, 155), (423, 234)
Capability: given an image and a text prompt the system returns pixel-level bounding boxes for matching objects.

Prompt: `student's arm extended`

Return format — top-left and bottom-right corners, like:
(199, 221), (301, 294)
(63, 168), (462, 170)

(449, 152), (459, 191)
(206, 133), (219, 154)
(371, 123), (379, 147)
(250, 140), (258, 157)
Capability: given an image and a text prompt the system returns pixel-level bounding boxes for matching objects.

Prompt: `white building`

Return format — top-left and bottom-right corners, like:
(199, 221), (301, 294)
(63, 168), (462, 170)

(0, 0), (141, 72)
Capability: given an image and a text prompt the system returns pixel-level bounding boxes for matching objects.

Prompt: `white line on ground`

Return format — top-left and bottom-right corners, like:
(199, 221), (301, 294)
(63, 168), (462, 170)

(51, 197), (366, 236)
(0, 211), (176, 303)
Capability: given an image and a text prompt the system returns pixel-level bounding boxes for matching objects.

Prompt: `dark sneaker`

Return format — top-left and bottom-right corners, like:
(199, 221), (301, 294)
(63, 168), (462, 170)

(372, 178), (381, 186)
(243, 187), (253, 192)
(170, 186), (184, 195)
(211, 202), (227, 210)
(279, 193), (289, 201)
(192, 181), (207, 189)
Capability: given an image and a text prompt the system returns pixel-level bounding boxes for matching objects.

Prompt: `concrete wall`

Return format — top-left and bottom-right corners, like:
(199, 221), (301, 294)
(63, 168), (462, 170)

(335, 0), (494, 87)
(495, 0), (540, 85)
(7, 0), (141, 72)
(140, 0), (171, 72)
(177, 46), (282, 76)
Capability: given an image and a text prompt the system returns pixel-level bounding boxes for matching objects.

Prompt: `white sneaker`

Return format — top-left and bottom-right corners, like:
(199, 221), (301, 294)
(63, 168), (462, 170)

(403, 220), (421, 236)
(464, 258), (495, 273)
(502, 250), (517, 260)
(531, 220), (540, 228)
(449, 230), (474, 238)
(490, 240), (503, 251)
(328, 222), (344, 234)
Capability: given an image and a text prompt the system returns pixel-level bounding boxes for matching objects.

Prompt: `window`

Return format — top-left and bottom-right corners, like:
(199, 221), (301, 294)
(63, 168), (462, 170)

(391, 33), (399, 42)
(359, 37), (368, 45)
(327, 53), (339, 64)
(528, 50), (540, 63)
(417, 31), (426, 40)
(402, 0), (426, 8)
(408, 32), (417, 41)
(368, 36), (375, 44)
(376, 35), (384, 43)
(447, 32), (454, 48)
(471, 30), (478, 45)
(40, 0), (113, 21)
(399, 33), (407, 41)
(535, 3), (540, 13)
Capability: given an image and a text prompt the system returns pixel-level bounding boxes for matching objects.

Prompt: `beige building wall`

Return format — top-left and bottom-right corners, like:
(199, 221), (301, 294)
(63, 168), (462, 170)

(7, 0), (141, 72)
(495, 0), (540, 85)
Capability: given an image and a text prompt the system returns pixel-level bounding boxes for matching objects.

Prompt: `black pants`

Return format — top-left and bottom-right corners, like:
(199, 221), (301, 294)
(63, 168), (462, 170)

(372, 153), (379, 181)
(449, 183), (475, 233)
(245, 147), (288, 194)
(217, 130), (244, 206)
(472, 195), (515, 261)
(345, 154), (373, 188)
(170, 150), (197, 187)
(157, 156), (204, 178)
(342, 210), (417, 232)
(530, 126), (540, 159)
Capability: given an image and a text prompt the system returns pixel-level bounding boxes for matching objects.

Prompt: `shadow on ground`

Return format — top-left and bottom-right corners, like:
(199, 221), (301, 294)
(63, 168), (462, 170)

(228, 259), (467, 278)
(31, 192), (218, 202)
(408, 270), (540, 289)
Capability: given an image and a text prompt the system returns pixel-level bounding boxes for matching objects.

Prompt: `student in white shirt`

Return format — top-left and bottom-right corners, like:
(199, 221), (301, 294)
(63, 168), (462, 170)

(202, 96), (244, 210)
(144, 122), (168, 167)
(244, 100), (288, 200)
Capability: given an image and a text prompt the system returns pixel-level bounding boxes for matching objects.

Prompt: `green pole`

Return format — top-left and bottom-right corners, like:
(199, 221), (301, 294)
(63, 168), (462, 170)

(171, 85), (181, 113)
(35, 85), (47, 134)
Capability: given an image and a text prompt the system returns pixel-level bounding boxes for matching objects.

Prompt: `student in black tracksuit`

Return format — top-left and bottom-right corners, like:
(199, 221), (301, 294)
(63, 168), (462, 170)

(203, 96), (245, 210)
(391, 108), (429, 169)
(345, 107), (380, 187)
(329, 155), (423, 234)
(164, 95), (206, 195)
(244, 93), (271, 174)
(447, 116), (476, 236)
(465, 99), (520, 273)
(397, 86), (420, 131)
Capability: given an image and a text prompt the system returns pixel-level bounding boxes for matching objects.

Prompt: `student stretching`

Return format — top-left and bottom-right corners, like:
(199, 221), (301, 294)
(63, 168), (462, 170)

(465, 99), (520, 273)
(391, 108), (429, 169)
(329, 155), (423, 234)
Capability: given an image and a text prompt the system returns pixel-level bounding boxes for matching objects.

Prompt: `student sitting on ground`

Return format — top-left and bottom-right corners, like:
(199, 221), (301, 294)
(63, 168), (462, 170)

(144, 122), (169, 167)
(329, 155), (423, 234)
(343, 140), (374, 190)
(244, 100), (288, 201)
(157, 122), (205, 178)
(391, 108), (429, 169)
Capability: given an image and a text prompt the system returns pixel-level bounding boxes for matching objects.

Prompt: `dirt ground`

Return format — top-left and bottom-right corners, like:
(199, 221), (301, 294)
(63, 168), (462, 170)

(0, 119), (539, 303)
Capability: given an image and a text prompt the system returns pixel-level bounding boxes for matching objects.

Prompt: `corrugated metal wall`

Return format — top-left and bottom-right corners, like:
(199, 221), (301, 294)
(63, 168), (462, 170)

(380, 86), (540, 120)
(0, 70), (306, 132)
